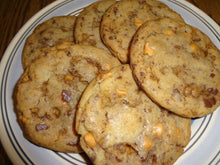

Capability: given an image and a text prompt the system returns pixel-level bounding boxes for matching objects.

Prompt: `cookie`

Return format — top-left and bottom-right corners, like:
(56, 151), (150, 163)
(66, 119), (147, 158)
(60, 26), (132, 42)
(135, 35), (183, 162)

(74, 0), (116, 52)
(14, 42), (120, 152)
(22, 16), (76, 69)
(76, 65), (191, 164)
(130, 18), (220, 118)
(100, 0), (184, 63)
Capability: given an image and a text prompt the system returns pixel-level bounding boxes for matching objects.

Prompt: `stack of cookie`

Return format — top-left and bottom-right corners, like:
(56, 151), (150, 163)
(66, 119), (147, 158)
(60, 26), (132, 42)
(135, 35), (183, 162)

(13, 0), (220, 164)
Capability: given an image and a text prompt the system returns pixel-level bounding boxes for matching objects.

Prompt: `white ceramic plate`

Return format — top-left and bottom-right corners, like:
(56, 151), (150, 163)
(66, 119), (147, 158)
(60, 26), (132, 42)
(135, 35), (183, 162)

(0, 0), (220, 164)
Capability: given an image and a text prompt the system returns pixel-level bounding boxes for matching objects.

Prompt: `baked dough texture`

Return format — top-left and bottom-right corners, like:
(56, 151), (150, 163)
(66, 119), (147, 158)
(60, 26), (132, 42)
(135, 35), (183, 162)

(74, 0), (116, 52)
(14, 43), (120, 152)
(22, 16), (76, 68)
(100, 0), (184, 63)
(76, 64), (191, 164)
(130, 18), (220, 118)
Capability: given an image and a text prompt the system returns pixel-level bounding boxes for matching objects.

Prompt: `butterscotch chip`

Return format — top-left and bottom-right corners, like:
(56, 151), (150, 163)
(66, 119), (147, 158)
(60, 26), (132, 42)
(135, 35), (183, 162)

(84, 132), (97, 148)
(164, 29), (175, 35)
(100, 0), (184, 63)
(134, 18), (144, 28)
(22, 16), (76, 69)
(143, 137), (155, 149)
(14, 43), (120, 152)
(144, 42), (155, 56)
(76, 65), (191, 165)
(152, 122), (163, 138)
(130, 18), (220, 118)
(74, 0), (116, 52)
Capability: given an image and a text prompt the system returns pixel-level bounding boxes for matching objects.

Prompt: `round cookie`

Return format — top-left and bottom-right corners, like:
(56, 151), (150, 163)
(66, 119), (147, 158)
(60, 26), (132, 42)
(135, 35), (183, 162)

(74, 0), (116, 52)
(130, 18), (220, 118)
(76, 65), (191, 164)
(22, 16), (76, 69)
(14, 42), (120, 152)
(100, 0), (184, 63)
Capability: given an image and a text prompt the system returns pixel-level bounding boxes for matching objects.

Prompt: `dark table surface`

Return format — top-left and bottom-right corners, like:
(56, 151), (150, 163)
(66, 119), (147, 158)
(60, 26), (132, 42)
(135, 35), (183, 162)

(0, 0), (219, 164)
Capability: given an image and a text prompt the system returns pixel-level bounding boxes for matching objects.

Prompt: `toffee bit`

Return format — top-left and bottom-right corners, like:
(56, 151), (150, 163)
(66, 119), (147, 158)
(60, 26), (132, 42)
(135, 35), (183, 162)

(212, 89), (219, 95)
(66, 110), (72, 116)
(207, 88), (219, 95)
(134, 38), (139, 44)
(203, 97), (216, 108)
(62, 90), (71, 102)
(66, 50), (72, 57)
(173, 88), (180, 94)
(140, 72), (145, 76)
(193, 38), (201, 42)
(117, 76), (122, 79)
(120, 66), (125, 71)
(115, 156), (122, 162)
(113, 7), (117, 15)
(109, 36), (116, 40)
(35, 124), (49, 131)
(40, 114), (52, 121)
(210, 73), (215, 78)
(207, 88), (214, 93)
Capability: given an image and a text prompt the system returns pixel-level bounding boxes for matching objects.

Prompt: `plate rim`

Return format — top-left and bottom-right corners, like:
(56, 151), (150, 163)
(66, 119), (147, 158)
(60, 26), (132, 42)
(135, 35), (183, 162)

(0, 0), (220, 164)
